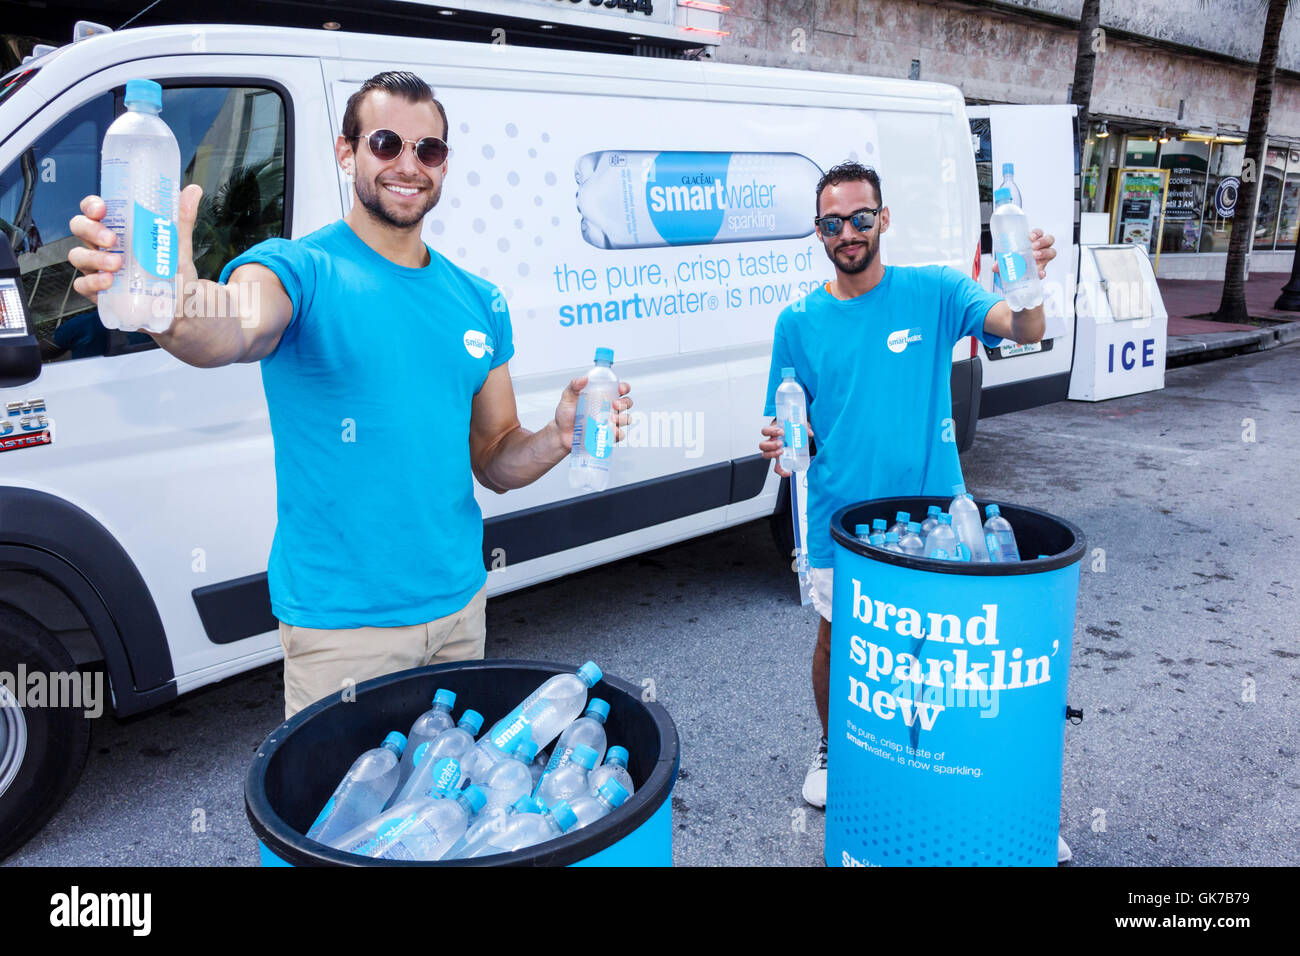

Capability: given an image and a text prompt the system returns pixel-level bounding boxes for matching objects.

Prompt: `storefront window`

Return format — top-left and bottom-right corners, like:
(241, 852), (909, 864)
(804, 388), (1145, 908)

(1083, 124), (1121, 215)
(1254, 146), (1286, 250)
(1125, 138), (1158, 167)
(1158, 140), (1209, 254)
(1200, 142), (1245, 253)
(1276, 147), (1300, 250)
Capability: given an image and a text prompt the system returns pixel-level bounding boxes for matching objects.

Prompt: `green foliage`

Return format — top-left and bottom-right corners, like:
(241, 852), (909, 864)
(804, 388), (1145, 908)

(191, 156), (285, 281)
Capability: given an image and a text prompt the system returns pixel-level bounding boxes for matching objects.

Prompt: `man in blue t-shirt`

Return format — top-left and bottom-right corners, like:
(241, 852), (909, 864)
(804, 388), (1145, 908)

(757, 162), (1056, 812)
(69, 72), (632, 718)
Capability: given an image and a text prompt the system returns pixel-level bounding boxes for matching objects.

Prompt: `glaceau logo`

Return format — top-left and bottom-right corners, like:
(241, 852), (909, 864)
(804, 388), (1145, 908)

(887, 327), (924, 353)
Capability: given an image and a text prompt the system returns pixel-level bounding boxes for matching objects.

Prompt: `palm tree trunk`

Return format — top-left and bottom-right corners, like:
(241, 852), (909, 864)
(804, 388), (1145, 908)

(1217, 0), (1289, 322)
(1071, 0), (1101, 169)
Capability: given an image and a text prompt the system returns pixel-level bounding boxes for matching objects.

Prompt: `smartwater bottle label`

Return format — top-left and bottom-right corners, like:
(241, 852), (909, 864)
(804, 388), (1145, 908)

(490, 699), (551, 751)
(932, 548), (950, 560)
(783, 420), (805, 451)
(997, 242), (1028, 284)
(986, 532), (1000, 556)
(583, 416), (612, 459)
(132, 200), (178, 279)
(576, 150), (821, 249)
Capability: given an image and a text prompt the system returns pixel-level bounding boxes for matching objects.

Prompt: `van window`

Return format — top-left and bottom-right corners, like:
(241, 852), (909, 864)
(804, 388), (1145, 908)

(0, 84), (286, 363)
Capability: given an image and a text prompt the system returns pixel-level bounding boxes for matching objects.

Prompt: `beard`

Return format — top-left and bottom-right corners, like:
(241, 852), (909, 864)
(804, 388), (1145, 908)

(355, 174), (441, 229)
(825, 237), (877, 275)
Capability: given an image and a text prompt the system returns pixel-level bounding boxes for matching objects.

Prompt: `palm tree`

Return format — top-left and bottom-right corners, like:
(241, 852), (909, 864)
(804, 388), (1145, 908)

(1216, 0), (1290, 322)
(1070, 0), (1101, 170)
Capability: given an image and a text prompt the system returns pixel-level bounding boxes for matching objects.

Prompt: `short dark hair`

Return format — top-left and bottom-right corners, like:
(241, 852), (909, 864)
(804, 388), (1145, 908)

(815, 161), (883, 215)
(341, 71), (448, 143)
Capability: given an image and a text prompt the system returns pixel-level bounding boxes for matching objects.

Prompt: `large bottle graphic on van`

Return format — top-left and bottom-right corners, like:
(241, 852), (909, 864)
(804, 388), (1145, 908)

(576, 151), (823, 249)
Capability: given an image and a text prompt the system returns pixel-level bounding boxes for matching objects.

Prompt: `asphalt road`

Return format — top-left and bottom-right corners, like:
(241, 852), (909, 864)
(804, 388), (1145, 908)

(7, 342), (1299, 867)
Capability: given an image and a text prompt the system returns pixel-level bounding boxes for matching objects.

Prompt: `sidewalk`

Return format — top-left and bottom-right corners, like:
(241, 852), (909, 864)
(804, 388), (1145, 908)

(1157, 271), (1300, 366)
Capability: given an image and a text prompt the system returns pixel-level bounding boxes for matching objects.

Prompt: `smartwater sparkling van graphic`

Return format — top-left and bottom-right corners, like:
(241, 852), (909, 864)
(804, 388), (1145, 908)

(575, 151), (823, 249)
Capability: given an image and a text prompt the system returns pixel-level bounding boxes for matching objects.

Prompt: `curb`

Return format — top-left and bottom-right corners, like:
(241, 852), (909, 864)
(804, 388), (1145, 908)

(1167, 319), (1300, 368)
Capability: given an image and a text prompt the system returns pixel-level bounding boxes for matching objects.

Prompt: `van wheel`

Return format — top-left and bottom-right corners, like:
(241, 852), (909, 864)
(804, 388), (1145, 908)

(0, 605), (92, 860)
(770, 476), (795, 563)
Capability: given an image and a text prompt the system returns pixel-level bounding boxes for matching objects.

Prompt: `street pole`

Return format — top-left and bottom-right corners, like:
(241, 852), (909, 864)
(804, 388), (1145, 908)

(1273, 244), (1300, 310)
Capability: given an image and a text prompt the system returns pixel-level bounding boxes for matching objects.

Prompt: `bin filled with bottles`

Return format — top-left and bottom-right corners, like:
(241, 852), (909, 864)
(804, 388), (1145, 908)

(852, 484), (1045, 564)
(246, 660), (679, 867)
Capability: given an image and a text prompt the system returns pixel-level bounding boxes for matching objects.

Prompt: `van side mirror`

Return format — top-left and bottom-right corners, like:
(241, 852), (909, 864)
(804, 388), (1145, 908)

(0, 233), (41, 387)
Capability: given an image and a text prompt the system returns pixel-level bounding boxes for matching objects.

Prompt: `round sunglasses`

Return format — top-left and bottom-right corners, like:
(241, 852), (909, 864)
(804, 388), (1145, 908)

(815, 206), (881, 237)
(356, 129), (451, 168)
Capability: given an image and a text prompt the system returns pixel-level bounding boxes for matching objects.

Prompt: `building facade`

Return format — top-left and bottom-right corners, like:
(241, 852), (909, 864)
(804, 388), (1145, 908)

(715, 0), (1300, 278)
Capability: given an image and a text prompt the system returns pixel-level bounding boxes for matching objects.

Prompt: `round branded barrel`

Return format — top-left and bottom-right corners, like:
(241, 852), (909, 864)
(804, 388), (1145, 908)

(246, 659), (678, 866)
(827, 497), (1085, 867)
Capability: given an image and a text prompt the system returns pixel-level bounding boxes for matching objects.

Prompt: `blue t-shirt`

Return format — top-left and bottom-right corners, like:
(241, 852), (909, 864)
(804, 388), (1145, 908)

(763, 265), (1002, 568)
(220, 220), (514, 628)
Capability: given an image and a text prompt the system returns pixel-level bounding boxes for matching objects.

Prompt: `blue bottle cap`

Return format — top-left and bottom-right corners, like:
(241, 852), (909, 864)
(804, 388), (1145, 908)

(872, 518), (886, 532)
(884, 531), (899, 543)
(994, 188), (1012, 205)
(907, 521), (921, 533)
(938, 513), (953, 525)
(594, 347), (614, 364)
(927, 505), (941, 517)
(513, 738), (539, 762)
(382, 731), (407, 756)
(895, 511), (909, 523)
(512, 795), (542, 814)
(550, 800), (579, 831)
(572, 744), (599, 770)
(125, 78), (162, 110)
(460, 709), (484, 735)
(781, 366), (796, 378)
(461, 784), (487, 814)
(868, 533), (885, 546)
(605, 745), (629, 766)
(855, 524), (871, 536)
(951, 482), (967, 496)
(599, 779), (629, 807)
(1002, 162), (1014, 176)
(433, 688), (456, 708)
(585, 698), (611, 722)
(578, 661), (603, 687)
(986, 503), (1001, 517)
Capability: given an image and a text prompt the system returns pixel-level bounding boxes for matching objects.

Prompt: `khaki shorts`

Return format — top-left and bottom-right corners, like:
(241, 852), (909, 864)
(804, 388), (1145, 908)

(278, 585), (487, 719)
(809, 566), (834, 623)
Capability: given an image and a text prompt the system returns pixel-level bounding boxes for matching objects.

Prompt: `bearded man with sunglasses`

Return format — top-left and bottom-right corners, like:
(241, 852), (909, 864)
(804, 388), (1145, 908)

(68, 72), (632, 719)
(757, 162), (1056, 825)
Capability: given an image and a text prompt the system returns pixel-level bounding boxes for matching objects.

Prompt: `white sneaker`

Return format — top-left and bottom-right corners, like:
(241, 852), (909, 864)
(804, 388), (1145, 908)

(1057, 834), (1072, 864)
(802, 736), (828, 808)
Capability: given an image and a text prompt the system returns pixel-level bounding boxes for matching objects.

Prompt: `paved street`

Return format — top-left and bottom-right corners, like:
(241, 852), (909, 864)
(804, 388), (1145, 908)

(7, 342), (1299, 867)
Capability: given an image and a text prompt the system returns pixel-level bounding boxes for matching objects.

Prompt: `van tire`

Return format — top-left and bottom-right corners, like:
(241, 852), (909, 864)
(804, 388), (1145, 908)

(0, 605), (92, 860)
(770, 476), (795, 563)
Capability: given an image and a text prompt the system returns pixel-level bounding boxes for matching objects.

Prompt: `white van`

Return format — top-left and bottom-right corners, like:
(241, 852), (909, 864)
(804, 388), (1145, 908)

(0, 22), (1077, 854)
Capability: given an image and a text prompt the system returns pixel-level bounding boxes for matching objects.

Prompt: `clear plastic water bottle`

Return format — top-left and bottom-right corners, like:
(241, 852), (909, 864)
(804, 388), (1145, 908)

(543, 699), (609, 775)
(333, 760), (477, 859)
(872, 518), (887, 537)
(305, 731), (406, 846)
(530, 748), (549, 791)
(920, 505), (943, 539)
(949, 483), (992, 562)
(450, 796), (580, 859)
(567, 779), (630, 830)
(569, 349), (619, 492)
(369, 784), (487, 862)
(924, 513), (959, 561)
(575, 150), (823, 249)
(887, 511), (911, 538)
(99, 79), (181, 333)
(984, 503), (1022, 563)
(588, 746), (636, 799)
(998, 162), (1023, 208)
(868, 532), (885, 548)
(883, 531), (905, 554)
(855, 524), (872, 542)
(535, 743), (599, 809)
(444, 793), (531, 860)
(776, 369), (810, 473)
(391, 710), (483, 806)
(900, 521), (926, 556)
(396, 688), (457, 788)
(462, 662), (603, 783)
(481, 738), (540, 812)
(991, 188), (1043, 311)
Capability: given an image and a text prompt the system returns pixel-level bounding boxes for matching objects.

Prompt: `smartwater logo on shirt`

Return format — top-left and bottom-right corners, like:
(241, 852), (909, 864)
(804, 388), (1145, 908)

(463, 330), (495, 360)
(887, 327), (924, 353)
